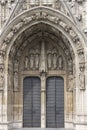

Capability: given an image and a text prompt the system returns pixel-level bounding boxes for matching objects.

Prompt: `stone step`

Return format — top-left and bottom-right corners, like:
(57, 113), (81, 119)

(13, 128), (72, 130)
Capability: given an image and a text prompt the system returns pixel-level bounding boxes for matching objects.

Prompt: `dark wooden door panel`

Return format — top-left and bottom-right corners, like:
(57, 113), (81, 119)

(46, 77), (64, 128)
(23, 77), (41, 127)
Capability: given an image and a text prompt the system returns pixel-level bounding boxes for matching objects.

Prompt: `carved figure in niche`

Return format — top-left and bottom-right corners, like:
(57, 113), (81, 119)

(68, 76), (75, 91)
(79, 64), (85, 72)
(35, 53), (40, 69)
(24, 56), (29, 70)
(14, 59), (19, 72)
(29, 53), (34, 69)
(0, 75), (4, 89)
(52, 49), (58, 69)
(68, 59), (73, 74)
(0, 67), (3, 73)
(14, 71), (18, 91)
(79, 73), (85, 90)
(35, 0), (39, 5)
(55, 0), (61, 10)
(65, 49), (69, 56)
(8, 71), (12, 90)
(0, 51), (4, 65)
(58, 55), (63, 70)
(74, 37), (82, 49)
(47, 50), (52, 69)
(78, 50), (84, 62)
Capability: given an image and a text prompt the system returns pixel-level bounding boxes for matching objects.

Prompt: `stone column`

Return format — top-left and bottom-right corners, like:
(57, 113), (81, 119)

(41, 72), (46, 128)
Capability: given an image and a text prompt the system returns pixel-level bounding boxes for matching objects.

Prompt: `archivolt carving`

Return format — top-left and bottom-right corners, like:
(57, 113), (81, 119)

(4, 31), (14, 44)
(2, 8), (84, 54)
(79, 63), (85, 72)
(55, 0), (61, 10)
(78, 49), (85, 63)
(12, 22), (23, 33)
(1, 7), (86, 92)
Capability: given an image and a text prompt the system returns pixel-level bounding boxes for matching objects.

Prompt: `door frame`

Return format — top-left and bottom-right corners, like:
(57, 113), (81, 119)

(20, 70), (66, 128)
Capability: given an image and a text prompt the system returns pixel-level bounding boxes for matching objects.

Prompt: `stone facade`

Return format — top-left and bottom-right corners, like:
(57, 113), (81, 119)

(0, 0), (87, 130)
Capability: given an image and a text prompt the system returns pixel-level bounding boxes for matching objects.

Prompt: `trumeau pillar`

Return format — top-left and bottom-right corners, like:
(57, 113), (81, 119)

(41, 73), (46, 128)
(40, 40), (46, 128)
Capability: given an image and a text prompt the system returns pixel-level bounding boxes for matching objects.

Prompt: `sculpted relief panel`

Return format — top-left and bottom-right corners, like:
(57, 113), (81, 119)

(47, 47), (64, 70)
(22, 42), (65, 71)
(24, 45), (40, 70)
(13, 40), (74, 92)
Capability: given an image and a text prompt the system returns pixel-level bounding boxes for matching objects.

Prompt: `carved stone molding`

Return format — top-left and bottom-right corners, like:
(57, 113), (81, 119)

(1, 8), (84, 55)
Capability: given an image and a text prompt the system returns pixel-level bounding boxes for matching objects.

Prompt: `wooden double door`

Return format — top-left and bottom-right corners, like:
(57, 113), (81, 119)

(23, 77), (64, 128)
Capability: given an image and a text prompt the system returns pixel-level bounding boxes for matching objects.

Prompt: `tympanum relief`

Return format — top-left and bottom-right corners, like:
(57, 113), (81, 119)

(24, 46), (40, 70)
(22, 41), (65, 71)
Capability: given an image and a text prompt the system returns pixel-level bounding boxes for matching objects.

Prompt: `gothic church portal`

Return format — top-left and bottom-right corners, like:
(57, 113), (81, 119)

(0, 1), (87, 130)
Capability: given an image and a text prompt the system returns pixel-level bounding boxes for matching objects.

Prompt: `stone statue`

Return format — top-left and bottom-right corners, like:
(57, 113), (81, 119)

(53, 53), (58, 69)
(78, 50), (84, 62)
(58, 55), (63, 70)
(14, 71), (18, 91)
(29, 53), (34, 69)
(79, 73), (85, 90)
(55, 0), (61, 10)
(0, 75), (4, 89)
(47, 53), (52, 69)
(5, 31), (14, 44)
(24, 56), (29, 69)
(35, 53), (39, 69)
(14, 59), (19, 72)
(13, 22), (23, 33)
(68, 60), (73, 74)
(0, 52), (4, 65)
(52, 48), (58, 69)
